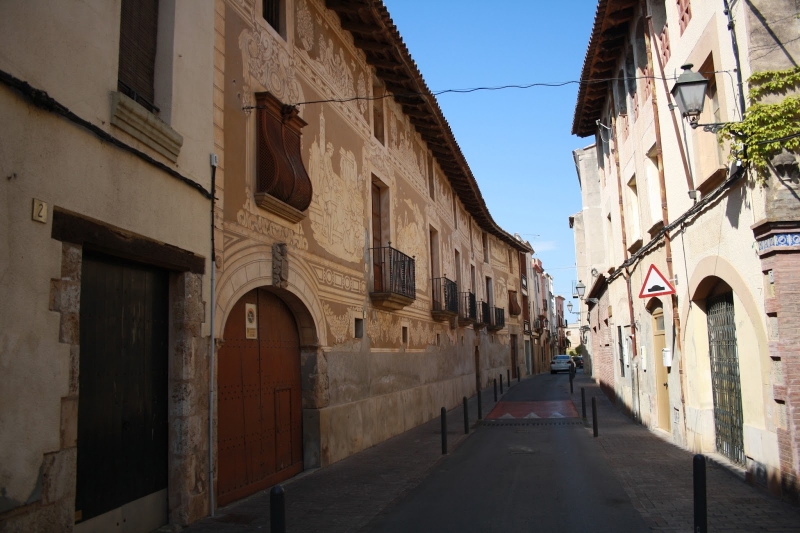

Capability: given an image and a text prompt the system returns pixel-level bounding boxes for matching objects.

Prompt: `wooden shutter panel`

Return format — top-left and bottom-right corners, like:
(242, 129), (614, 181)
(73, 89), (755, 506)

(118, 0), (159, 108)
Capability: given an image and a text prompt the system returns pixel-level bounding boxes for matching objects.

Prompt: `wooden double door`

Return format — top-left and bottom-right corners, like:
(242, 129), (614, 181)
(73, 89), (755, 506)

(217, 288), (303, 506)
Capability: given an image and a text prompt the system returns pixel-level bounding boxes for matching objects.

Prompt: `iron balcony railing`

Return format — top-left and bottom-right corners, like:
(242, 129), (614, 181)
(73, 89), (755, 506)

(371, 246), (416, 300)
(533, 318), (542, 331)
(523, 320), (531, 334)
(458, 291), (477, 322)
(432, 277), (458, 315)
(489, 306), (505, 330)
(478, 300), (490, 325)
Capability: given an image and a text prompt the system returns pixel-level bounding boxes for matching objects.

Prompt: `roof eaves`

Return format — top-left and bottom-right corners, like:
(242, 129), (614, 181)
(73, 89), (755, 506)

(327, 0), (531, 253)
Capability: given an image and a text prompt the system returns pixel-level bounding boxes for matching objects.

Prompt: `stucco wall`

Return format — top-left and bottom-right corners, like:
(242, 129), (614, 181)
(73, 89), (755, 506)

(0, 0), (215, 528)
(213, 0), (526, 487)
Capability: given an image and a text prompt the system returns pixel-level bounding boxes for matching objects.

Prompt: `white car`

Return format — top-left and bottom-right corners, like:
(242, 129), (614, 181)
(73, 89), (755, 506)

(550, 355), (573, 374)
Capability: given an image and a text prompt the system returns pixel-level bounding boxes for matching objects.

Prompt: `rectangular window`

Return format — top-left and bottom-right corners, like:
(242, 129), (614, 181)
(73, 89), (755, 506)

(482, 233), (489, 264)
(373, 83), (385, 145)
(470, 265), (476, 292)
(429, 227), (440, 281)
(427, 155), (435, 199)
(454, 249), (461, 289)
(118, 0), (159, 113)
(626, 175), (641, 241)
(617, 325), (626, 377)
(485, 277), (493, 307)
(677, 0), (692, 34)
(452, 195), (458, 228)
(263, 0), (284, 35)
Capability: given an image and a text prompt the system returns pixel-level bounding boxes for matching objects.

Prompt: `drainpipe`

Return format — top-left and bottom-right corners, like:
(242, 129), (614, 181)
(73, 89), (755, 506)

(645, 7), (688, 439)
(208, 154), (218, 516)
(609, 112), (638, 362)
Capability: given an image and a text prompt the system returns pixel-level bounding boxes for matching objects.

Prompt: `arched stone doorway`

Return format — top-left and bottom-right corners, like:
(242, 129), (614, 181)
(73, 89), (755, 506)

(217, 288), (304, 506)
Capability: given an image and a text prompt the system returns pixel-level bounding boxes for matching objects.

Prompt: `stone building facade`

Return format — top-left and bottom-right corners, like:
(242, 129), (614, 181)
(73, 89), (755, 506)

(1, 0), (533, 532)
(0, 1), (216, 531)
(571, 0), (800, 500)
(210, 0), (530, 513)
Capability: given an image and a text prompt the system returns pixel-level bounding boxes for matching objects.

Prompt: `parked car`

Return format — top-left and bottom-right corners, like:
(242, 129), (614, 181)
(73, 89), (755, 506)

(550, 355), (573, 374)
(572, 356), (584, 369)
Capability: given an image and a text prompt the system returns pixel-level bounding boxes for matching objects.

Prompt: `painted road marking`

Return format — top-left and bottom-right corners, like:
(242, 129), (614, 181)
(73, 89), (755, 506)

(486, 401), (579, 420)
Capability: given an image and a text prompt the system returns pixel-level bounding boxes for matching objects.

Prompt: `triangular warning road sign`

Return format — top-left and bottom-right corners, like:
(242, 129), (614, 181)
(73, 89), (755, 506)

(639, 264), (676, 298)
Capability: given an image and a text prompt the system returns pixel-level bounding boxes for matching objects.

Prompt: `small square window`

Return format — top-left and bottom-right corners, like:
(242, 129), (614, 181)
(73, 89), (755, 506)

(354, 318), (364, 339)
(402, 326), (408, 344)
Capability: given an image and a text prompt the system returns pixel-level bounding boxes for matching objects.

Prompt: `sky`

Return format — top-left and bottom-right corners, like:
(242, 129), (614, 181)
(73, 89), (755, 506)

(382, 0), (599, 317)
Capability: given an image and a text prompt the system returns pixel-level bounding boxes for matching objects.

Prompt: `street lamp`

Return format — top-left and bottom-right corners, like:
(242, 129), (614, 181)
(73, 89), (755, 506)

(671, 64), (708, 126)
(567, 301), (573, 312)
(671, 64), (735, 134)
(575, 280), (586, 298)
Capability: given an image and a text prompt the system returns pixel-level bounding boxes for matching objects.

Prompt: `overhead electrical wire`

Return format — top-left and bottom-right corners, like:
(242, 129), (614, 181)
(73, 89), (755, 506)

(242, 71), (738, 109)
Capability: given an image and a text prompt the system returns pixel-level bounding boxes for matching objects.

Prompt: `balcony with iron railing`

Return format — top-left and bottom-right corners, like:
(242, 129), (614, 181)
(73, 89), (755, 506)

(458, 291), (477, 326)
(487, 306), (505, 331)
(474, 300), (490, 329)
(431, 277), (458, 321)
(523, 320), (532, 334)
(369, 245), (416, 310)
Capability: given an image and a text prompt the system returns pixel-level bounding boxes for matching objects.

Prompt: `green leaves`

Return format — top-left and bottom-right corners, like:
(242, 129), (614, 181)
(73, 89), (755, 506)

(718, 68), (800, 184)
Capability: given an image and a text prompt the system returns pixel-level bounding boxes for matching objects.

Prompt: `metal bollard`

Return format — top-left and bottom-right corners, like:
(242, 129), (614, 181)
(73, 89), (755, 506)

(441, 407), (447, 455)
(592, 397), (598, 437)
(270, 485), (286, 533)
(493, 379), (497, 402)
(507, 369), (510, 386)
(463, 396), (469, 434)
(500, 374), (504, 394)
(570, 373), (574, 394)
(477, 389), (483, 420)
(581, 388), (587, 420)
(517, 366), (520, 383)
(694, 454), (707, 533)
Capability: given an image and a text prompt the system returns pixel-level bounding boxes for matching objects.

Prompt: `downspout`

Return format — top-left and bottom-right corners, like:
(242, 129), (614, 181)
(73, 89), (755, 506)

(208, 154), (218, 516)
(609, 112), (638, 361)
(645, 9), (688, 439)
(722, 0), (747, 121)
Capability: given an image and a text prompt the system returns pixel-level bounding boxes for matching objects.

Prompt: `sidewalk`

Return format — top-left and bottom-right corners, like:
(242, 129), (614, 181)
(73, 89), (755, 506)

(183, 377), (513, 533)
(569, 372), (800, 532)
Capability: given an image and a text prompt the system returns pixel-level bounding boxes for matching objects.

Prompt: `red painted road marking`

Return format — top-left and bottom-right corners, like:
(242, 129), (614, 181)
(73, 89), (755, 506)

(486, 401), (579, 420)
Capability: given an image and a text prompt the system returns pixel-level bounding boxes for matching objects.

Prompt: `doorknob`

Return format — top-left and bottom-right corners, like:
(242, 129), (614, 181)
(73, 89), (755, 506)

(663, 382), (668, 387)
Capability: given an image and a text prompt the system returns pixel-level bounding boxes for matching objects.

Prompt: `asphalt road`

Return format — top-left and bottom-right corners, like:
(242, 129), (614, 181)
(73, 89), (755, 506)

(363, 371), (649, 533)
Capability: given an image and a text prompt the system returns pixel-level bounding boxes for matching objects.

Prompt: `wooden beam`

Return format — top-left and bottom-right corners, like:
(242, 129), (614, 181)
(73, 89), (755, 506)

(52, 208), (205, 274)
(339, 19), (381, 34)
(325, 0), (368, 14)
(375, 69), (409, 84)
(368, 58), (404, 70)
(353, 38), (392, 52)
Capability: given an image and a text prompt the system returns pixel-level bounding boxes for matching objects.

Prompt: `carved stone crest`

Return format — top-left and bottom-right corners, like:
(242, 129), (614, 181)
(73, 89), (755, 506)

(272, 242), (289, 288)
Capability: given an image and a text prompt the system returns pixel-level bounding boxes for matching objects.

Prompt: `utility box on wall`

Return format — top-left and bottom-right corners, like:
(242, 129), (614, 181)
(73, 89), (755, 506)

(662, 348), (672, 368)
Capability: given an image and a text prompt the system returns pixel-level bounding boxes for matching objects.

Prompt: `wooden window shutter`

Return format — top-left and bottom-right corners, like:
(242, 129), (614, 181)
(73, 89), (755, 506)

(508, 290), (522, 316)
(255, 92), (313, 215)
(118, 0), (159, 110)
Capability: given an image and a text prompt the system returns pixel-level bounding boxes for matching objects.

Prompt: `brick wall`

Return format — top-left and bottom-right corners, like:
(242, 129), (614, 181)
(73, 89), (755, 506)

(760, 247), (800, 503)
(589, 288), (616, 403)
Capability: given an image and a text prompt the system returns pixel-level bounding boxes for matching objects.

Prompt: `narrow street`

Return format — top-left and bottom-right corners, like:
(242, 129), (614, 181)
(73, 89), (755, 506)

(364, 371), (646, 532)
(186, 372), (800, 533)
